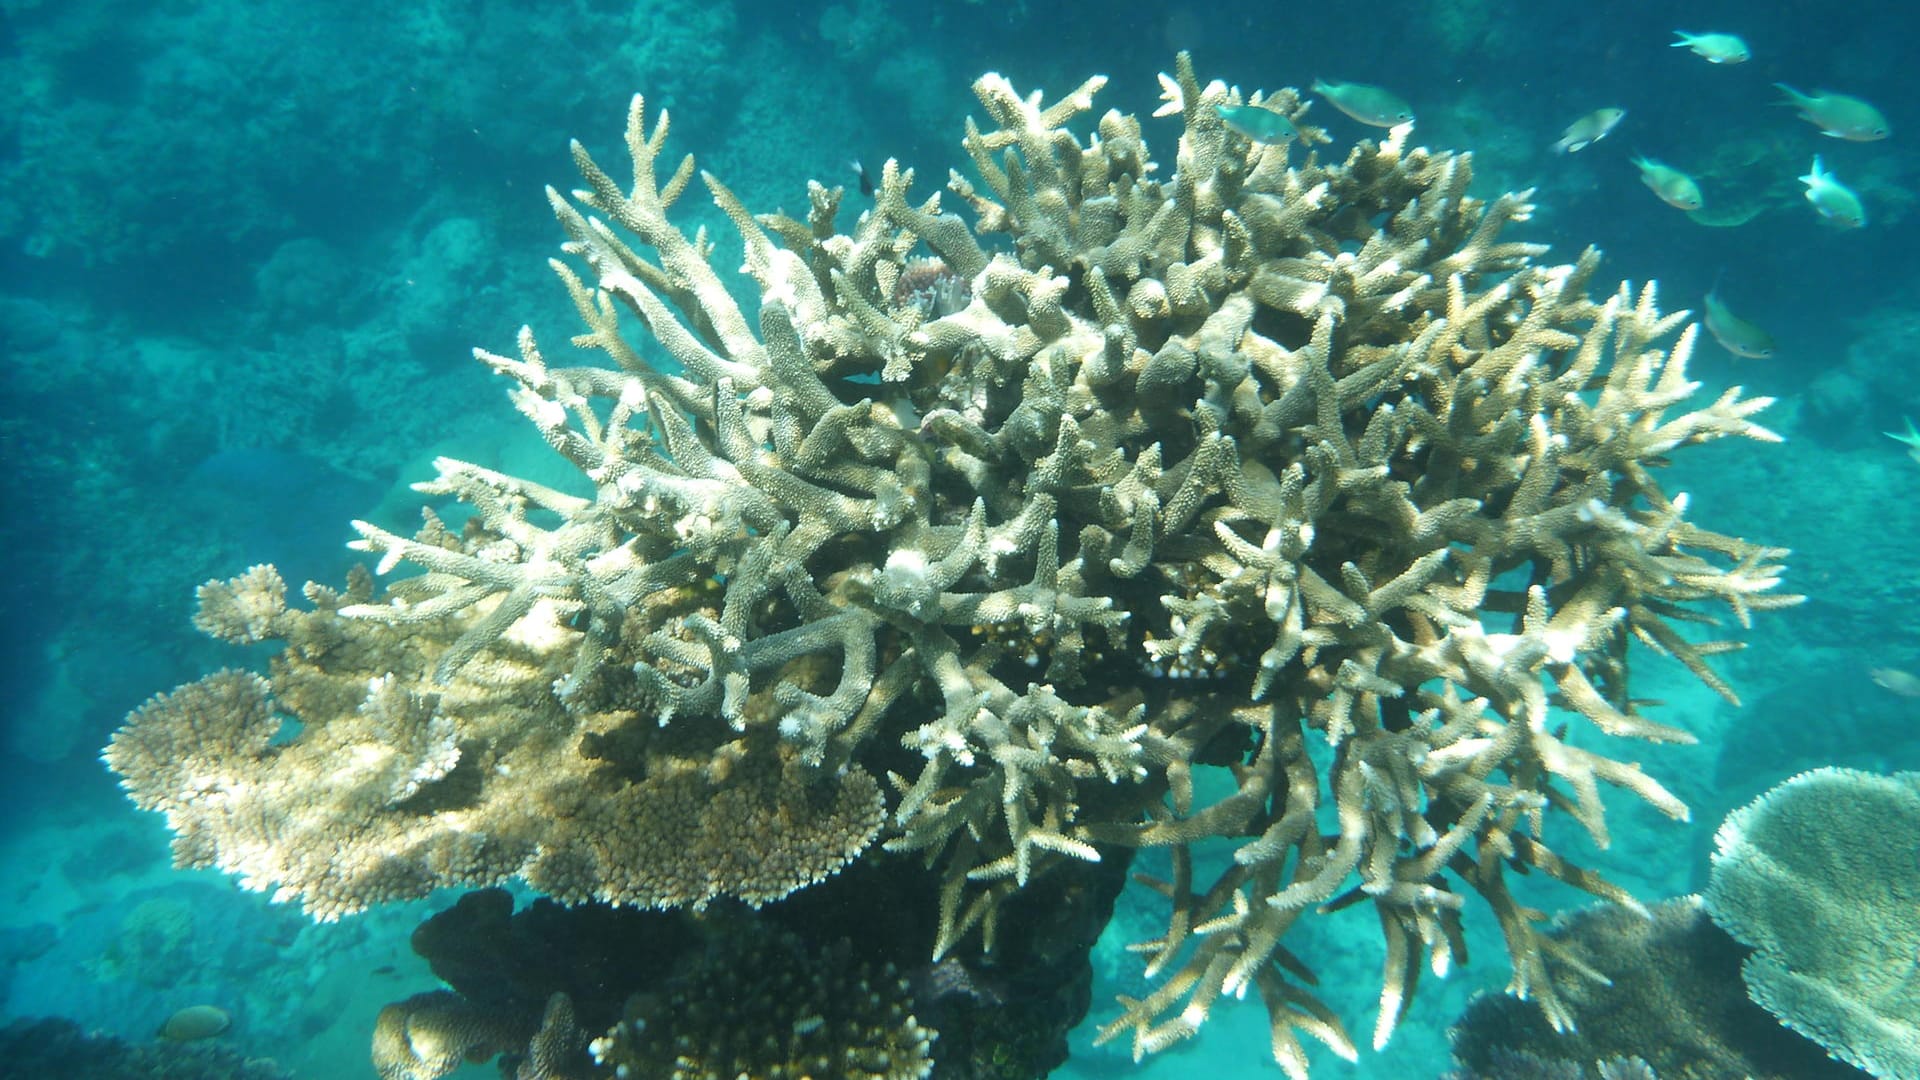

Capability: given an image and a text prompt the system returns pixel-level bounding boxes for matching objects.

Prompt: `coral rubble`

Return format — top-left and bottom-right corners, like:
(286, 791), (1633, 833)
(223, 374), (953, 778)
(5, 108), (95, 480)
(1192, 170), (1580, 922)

(107, 54), (1798, 1075)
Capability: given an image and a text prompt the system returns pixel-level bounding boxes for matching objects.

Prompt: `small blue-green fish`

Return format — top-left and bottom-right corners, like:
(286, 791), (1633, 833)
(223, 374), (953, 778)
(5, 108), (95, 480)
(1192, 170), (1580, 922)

(1886, 417), (1920, 459)
(1702, 287), (1776, 359)
(1631, 156), (1703, 211)
(1774, 84), (1890, 141)
(1551, 107), (1626, 154)
(1671, 31), (1750, 64)
(1215, 103), (1298, 144)
(1310, 79), (1414, 128)
(1799, 156), (1866, 228)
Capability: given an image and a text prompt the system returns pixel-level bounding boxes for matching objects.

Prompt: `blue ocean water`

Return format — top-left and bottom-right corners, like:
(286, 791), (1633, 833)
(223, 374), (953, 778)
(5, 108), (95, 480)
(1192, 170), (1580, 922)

(0, 2), (1913, 1077)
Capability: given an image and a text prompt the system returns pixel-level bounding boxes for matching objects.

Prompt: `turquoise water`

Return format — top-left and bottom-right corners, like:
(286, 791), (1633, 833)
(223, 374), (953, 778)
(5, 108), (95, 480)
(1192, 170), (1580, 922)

(1, 3), (1913, 1077)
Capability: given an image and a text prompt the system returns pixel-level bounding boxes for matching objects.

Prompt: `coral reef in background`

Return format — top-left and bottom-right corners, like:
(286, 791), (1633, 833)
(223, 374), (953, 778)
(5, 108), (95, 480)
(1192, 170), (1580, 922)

(1702, 667), (1920, 853)
(108, 54), (1798, 1075)
(0, 2), (752, 275)
(0, 1015), (292, 1080)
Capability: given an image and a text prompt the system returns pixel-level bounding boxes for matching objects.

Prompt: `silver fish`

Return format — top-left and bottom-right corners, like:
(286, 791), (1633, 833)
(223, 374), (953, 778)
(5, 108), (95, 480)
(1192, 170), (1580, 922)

(1799, 156), (1866, 228)
(1871, 667), (1920, 698)
(1552, 108), (1626, 154)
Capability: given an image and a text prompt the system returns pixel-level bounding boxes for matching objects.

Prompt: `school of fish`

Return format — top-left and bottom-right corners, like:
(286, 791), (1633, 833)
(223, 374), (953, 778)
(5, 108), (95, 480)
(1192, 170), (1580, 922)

(1551, 31), (1889, 360)
(1290, 32), (1888, 363)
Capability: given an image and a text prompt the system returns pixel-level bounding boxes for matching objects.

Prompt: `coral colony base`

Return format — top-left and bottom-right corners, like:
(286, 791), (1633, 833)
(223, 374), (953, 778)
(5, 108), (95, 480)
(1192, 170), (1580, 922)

(106, 56), (1798, 1078)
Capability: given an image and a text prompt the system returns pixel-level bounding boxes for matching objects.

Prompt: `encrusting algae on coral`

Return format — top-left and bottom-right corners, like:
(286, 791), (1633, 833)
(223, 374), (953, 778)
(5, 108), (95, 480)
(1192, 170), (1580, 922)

(106, 53), (1801, 1077)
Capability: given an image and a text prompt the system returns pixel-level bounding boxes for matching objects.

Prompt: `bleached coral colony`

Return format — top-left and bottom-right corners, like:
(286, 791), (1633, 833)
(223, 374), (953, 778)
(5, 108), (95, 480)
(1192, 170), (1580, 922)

(107, 55), (1798, 1076)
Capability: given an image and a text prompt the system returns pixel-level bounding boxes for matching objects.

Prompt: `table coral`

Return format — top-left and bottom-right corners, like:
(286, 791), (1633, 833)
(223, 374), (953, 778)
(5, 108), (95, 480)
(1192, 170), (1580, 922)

(1706, 768), (1920, 1079)
(107, 53), (1799, 1075)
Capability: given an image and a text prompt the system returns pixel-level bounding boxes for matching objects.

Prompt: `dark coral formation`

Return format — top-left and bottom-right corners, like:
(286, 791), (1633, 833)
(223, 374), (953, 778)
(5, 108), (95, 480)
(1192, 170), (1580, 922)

(371, 990), (525, 1080)
(384, 846), (1127, 1080)
(107, 54), (1797, 1074)
(1446, 897), (1866, 1080)
(589, 929), (935, 1080)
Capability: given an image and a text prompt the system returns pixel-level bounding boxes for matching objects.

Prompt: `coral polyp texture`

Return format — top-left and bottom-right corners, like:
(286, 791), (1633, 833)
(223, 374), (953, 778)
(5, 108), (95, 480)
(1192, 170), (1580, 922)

(106, 53), (1799, 1075)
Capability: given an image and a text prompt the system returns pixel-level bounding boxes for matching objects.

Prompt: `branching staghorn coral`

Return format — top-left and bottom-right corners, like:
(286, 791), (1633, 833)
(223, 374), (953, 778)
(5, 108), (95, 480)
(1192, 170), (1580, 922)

(107, 53), (1798, 1075)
